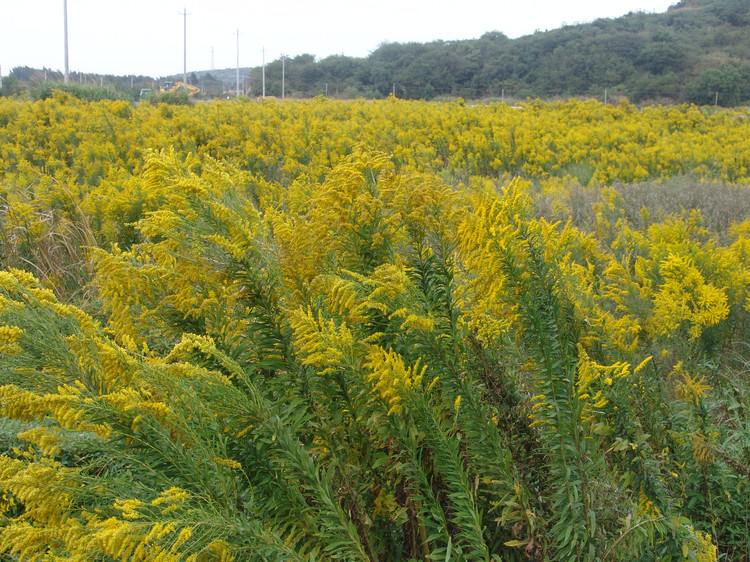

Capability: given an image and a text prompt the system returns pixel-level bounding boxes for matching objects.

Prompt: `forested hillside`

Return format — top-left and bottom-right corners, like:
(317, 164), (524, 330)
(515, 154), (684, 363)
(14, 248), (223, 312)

(247, 0), (750, 104)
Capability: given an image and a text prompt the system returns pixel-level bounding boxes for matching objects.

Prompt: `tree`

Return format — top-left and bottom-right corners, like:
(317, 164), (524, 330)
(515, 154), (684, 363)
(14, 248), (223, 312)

(0, 74), (20, 97)
(712, 0), (749, 27)
(689, 64), (745, 106)
(635, 40), (685, 75)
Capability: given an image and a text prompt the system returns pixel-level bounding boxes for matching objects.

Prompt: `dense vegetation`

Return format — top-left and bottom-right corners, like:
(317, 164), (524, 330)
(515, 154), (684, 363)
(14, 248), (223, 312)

(244, 0), (750, 103)
(3, 0), (750, 105)
(1, 93), (749, 560)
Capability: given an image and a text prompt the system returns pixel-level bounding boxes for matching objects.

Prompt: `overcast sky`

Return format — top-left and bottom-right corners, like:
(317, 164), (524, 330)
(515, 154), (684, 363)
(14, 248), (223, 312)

(1, 0), (678, 78)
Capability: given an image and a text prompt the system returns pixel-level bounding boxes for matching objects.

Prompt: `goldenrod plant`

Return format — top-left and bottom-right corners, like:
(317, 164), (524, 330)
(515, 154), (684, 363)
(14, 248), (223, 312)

(1, 94), (749, 560)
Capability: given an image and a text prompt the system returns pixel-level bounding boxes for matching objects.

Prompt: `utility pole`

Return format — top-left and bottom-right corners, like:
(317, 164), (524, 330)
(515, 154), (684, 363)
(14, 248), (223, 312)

(63, 0), (69, 84)
(604, 88), (608, 106)
(281, 54), (285, 100)
(182, 7), (189, 88)
(262, 47), (266, 98)
(235, 30), (240, 96)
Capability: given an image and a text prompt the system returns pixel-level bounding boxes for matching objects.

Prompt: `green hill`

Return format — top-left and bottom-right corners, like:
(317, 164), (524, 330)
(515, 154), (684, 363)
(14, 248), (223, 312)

(241, 0), (750, 104)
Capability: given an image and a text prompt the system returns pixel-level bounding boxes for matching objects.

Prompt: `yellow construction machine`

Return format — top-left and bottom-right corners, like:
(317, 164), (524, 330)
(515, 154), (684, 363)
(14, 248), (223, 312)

(159, 81), (200, 96)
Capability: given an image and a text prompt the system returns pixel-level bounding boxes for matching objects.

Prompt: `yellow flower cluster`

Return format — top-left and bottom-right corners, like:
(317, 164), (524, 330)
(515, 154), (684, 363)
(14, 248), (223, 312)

(0, 455), (75, 529)
(0, 384), (83, 428)
(637, 489), (662, 519)
(576, 346), (651, 423)
(0, 324), (24, 355)
(681, 525), (718, 562)
(290, 307), (356, 374)
(16, 426), (62, 458)
(88, 516), (194, 561)
(670, 361), (712, 407)
(363, 346), (426, 415)
(0, 96), (745, 194)
(150, 486), (190, 515)
(650, 254), (729, 340)
(454, 181), (531, 344)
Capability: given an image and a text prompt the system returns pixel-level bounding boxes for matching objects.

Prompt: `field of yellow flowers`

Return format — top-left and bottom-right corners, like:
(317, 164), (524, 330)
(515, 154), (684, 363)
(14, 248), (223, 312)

(1, 92), (749, 560)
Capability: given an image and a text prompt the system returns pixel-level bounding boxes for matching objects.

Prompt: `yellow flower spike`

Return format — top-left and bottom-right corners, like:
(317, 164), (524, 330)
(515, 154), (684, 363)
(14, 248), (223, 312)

(290, 307), (355, 372)
(157, 521), (177, 540)
(632, 356), (652, 375)
(214, 457), (242, 470)
(113, 497), (145, 520)
(170, 527), (193, 552)
(16, 426), (62, 458)
(151, 486), (189, 508)
(0, 325), (24, 355)
(364, 346), (426, 416)
(145, 522), (165, 543)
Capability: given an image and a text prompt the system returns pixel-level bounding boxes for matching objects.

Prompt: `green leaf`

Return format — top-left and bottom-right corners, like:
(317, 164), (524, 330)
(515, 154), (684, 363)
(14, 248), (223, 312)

(372, 452), (391, 469)
(593, 423), (612, 436)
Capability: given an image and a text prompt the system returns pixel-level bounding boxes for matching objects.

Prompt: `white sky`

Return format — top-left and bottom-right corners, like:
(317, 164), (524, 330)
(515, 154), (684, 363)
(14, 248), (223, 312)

(1, 0), (678, 78)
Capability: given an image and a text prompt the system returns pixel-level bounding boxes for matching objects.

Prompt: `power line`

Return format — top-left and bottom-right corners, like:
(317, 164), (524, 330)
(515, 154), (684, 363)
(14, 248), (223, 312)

(63, 0), (69, 84)
(181, 7), (190, 87)
(236, 30), (241, 96)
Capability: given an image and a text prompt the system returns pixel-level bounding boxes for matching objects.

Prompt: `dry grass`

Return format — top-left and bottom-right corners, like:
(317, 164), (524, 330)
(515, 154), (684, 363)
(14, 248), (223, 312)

(0, 184), (97, 304)
(534, 176), (750, 243)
